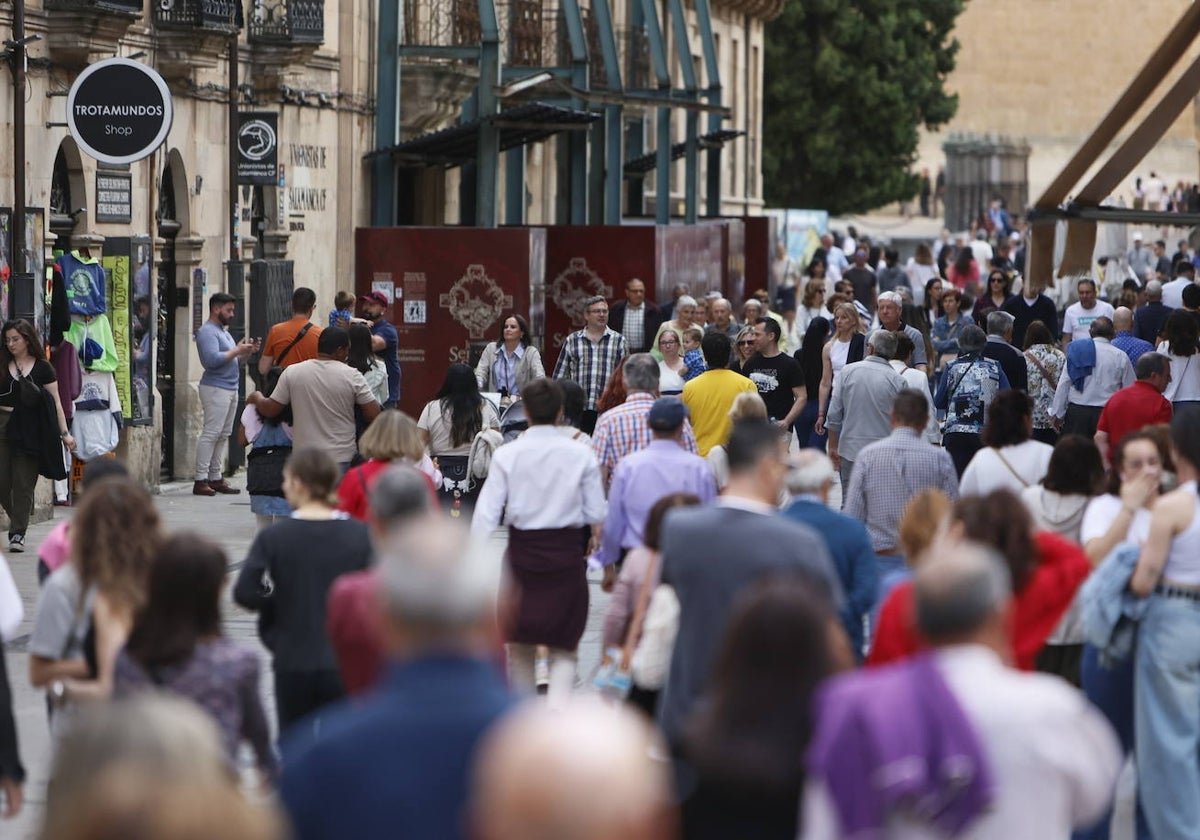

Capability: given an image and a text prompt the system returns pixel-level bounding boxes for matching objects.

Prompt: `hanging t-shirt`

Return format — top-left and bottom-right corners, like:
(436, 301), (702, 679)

(55, 251), (107, 317)
(64, 314), (119, 373)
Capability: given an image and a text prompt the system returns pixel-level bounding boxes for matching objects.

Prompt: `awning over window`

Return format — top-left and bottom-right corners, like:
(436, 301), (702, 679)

(367, 102), (601, 168)
(622, 129), (745, 178)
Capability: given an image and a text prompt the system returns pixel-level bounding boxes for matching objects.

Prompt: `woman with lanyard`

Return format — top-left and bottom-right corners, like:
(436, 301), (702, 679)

(474, 314), (545, 402)
(0, 320), (75, 553)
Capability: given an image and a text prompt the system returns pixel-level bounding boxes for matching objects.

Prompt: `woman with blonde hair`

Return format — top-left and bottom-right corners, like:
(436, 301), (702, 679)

(651, 295), (700, 361)
(53, 476), (164, 705)
(707, 392), (768, 489)
(338, 411), (440, 521)
(795, 279), (833, 336)
(731, 326), (757, 374)
(814, 302), (866, 436)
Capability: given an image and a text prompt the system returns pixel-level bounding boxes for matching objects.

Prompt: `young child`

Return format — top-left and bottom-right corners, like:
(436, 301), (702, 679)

(329, 290), (355, 329)
(681, 326), (707, 381)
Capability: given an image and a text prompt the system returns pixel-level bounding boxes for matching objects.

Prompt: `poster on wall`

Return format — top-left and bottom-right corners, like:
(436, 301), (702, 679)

(102, 237), (133, 424)
(0, 208), (46, 329)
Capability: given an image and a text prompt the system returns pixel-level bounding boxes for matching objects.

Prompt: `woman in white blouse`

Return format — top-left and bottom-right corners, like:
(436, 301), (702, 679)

(959, 390), (1054, 496)
(656, 327), (687, 396)
(474, 314), (545, 397)
(1156, 309), (1200, 410)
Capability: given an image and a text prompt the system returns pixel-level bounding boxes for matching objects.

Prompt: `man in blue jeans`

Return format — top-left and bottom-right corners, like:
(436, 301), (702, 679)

(193, 292), (257, 496)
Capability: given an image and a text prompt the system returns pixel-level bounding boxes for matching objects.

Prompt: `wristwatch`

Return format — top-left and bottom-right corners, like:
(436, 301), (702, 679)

(59, 430), (70, 439)
(49, 680), (66, 705)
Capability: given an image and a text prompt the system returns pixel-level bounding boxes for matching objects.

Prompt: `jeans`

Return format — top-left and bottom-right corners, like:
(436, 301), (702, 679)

(794, 400), (828, 450)
(195, 384), (239, 482)
(1076, 643), (1151, 840)
(837, 457), (855, 504)
(942, 431), (981, 478)
(1136, 592), (1200, 840)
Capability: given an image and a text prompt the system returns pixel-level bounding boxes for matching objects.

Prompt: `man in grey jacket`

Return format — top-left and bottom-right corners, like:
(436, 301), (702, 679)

(657, 419), (842, 748)
(824, 330), (907, 494)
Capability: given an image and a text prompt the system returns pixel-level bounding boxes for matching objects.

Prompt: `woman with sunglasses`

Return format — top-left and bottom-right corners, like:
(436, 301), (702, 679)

(731, 326), (758, 374)
(972, 270), (1013, 329)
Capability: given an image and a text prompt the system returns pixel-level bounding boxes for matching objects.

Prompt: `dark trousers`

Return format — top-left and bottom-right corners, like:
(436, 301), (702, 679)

(942, 431), (982, 478)
(794, 400), (828, 450)
(1063, 403), (1103, 440)
(580, 409), (599, 436)
(1032, 426), (1059, 446)
(274, 668), (345, 734)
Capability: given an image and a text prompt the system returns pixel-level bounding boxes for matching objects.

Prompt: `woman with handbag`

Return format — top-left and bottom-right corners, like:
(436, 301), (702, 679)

(239, 366), (293, 530)
(600, 493), (701, 716)
(0, 319), (75, 553)
(337, 410), (440, 521)
(418, 364), (500, 514)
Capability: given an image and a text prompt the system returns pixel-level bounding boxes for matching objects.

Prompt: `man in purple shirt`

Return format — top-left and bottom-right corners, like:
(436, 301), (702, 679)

(595, 397), (717, 586)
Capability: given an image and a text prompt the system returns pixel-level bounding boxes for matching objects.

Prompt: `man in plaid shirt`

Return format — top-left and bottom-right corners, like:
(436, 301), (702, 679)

(553, 295), (627, 434)
(591, 354), (699, 489)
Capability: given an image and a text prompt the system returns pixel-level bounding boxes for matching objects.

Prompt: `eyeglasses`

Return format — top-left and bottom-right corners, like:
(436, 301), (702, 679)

(660, 339), (678, 346)
(587, 308), (608, 315)
(737, 340), (756, 346)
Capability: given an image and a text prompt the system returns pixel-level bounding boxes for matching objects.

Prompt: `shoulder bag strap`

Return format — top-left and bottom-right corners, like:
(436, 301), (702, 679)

(274, 322), (313, 367)
(946, 358), (979, 404)
(620, 551), (661, 670)
(992, 448), (1032, 488)
(1024, 349), (1058, 389)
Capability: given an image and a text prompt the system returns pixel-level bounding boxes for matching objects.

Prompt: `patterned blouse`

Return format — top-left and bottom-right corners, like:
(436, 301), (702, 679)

(114, 637), (275, 774)
(935, 354), (1006, 435)
(1025, 344), (1065, 430)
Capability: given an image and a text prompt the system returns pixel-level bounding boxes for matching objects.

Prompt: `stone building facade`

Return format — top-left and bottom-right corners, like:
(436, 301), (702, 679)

(0, 0), (374, 489)
(916, 0), (1199, 211)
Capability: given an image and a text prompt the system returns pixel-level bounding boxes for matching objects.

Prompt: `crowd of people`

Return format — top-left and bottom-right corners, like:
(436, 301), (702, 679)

(0, 224), (1197, 839)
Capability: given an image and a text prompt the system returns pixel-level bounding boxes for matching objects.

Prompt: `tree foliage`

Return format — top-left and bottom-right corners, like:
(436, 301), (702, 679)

(762, 0), (964, 214)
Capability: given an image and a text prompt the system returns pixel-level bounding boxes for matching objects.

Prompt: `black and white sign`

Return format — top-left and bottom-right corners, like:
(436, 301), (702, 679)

(95, 171), (132, 223)
(67, 58), (173, 165)
(237, 112), (279, 185)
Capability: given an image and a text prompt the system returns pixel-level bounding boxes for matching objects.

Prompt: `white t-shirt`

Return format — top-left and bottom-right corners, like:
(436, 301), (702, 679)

(1155, 342), (1200, 402)
(1062, 300), (1115, 342)
(418, 399), (500, 457)
(958, 440), (1055, 497)
(1080, 494), (1152, 546)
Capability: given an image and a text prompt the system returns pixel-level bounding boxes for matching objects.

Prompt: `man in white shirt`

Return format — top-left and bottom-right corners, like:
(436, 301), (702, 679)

(1051, 316), (1135, 439)
(1160, 261), (1195, 310)
(1061, 278), (1115, 349)
(820, 233), (849, 283)
(472, 378), (606, 708)
(1127, 232), (1157, 283)
(802, 545), (1121, 840)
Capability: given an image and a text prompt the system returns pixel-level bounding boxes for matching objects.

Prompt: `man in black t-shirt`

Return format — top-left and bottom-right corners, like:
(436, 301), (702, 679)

(843, 248), (878, 315)
(740, 318), (806, 443)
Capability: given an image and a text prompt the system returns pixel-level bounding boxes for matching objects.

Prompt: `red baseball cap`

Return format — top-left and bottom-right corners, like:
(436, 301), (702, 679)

(359, 291), (389, 307)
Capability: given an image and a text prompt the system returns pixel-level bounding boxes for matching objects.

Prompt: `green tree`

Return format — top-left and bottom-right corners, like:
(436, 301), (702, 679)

(762, 0), (964, 214)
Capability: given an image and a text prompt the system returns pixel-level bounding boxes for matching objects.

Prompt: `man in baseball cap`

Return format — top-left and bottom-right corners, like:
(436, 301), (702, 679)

(355, 291), (401, 408)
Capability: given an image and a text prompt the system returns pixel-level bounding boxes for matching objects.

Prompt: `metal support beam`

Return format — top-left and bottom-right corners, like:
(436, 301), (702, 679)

(372, 0), (399, 224)
(590, 0), (625, 223)
(589, 119), (605, 222)
(475, 0), (502, 227)
(561, 0), (590, 223)
(666, 0), (699, 223)
(693, 0), (723, 218)
(505, 147), (525, 224)
(639, 0), (672, 223)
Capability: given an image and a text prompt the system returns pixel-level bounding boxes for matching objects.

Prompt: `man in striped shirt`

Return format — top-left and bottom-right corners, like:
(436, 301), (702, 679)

(553, 295), (627, 434)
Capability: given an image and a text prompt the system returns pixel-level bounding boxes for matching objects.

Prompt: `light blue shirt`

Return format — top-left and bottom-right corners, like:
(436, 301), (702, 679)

(493, 344), (525, 395)
(196, 320), (239, 390)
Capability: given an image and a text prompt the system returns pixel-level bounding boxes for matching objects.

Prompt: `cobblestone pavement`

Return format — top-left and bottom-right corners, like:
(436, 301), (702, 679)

(0, 477), (610, 839)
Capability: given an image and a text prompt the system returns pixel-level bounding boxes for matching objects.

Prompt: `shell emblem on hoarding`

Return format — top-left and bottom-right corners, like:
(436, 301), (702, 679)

(550, 257), (612, 326)
(438, 264), (513, 339)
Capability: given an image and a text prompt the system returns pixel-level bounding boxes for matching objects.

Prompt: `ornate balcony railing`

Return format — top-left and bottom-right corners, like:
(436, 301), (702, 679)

(248, 0), (324, 44)
(45, 0), (143, 15)
(154, 0), (240, 32)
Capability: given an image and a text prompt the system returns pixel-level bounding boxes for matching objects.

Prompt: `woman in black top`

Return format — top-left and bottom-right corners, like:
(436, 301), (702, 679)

(793, 317), (829, 450)
(0, 320), (74, 552)
(233, 447), (372, 733)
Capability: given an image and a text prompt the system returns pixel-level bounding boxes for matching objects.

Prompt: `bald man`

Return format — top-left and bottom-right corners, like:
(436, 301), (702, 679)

(471, 699), (675, 840)
(1110, 306), (1154, 366)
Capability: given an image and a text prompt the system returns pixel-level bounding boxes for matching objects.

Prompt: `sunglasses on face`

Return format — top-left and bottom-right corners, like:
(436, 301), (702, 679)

(738, 340), (756, 346)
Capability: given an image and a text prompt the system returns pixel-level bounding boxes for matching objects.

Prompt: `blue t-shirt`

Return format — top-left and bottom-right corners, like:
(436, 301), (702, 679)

(57, 252), (107, 317)
(196, 321), (239, 390)
(371, 319), (400, 404)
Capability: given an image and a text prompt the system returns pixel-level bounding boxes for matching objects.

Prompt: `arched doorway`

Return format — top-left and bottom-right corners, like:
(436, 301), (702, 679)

(156, 160), (180, 480)
(49, 140), (86, 244)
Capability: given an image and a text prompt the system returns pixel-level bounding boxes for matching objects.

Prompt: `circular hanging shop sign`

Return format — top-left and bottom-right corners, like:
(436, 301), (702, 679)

(66, 58), (173, 165)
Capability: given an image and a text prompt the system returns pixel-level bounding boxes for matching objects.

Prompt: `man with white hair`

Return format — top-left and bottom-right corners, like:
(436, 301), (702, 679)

(802, 544), (1122, 839)
(281, 515), (512, 840)
(875, 291), (928, 371)
(982, 310), (1027, 391)
(704, 297), (740, 343)
(471, 699), (675, 840)
(1127, 231), (1155, 282)
(824, 330), (907, 493)
(781, 451), (877, 659)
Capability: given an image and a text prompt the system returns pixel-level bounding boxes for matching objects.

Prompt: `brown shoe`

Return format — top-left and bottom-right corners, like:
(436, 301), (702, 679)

(208, 480), (242, 495)
(193, 480), (216, 497)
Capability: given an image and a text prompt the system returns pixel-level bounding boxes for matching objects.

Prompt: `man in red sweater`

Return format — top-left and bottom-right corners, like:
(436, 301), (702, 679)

(1095, 352), (1173, 466)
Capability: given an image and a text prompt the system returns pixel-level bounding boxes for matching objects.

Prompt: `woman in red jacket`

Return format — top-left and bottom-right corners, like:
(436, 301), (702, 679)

(869, 489), (1090, 670)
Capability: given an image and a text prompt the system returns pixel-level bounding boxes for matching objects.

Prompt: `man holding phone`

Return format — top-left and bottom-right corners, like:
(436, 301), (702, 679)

(194, 292), (258, 496)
